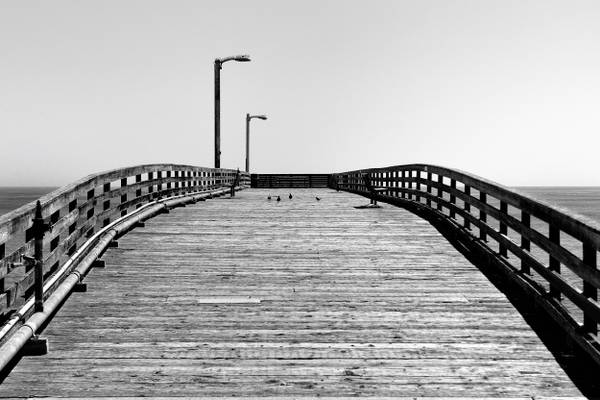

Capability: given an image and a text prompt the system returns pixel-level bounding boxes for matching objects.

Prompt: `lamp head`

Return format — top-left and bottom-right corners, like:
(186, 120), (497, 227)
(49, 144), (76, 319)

(248, 114), (267, 121)
(233, 54), (251, 62)
(216, 54), (251, 64)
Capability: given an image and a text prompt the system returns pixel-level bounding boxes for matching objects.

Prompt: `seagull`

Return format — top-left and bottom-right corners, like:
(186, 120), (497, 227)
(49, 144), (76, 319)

(267, 194), (271, 200)
(289, 193), (293, 199)
(276, 195), (281, 202)
(316, 196), (321, 201)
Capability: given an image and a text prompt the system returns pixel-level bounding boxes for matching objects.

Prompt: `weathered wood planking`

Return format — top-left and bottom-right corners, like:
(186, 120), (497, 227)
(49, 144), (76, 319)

(0, 189), (583, 397)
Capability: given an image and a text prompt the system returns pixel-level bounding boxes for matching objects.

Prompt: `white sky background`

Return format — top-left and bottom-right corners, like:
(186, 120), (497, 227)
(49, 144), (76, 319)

(1, 0), (599, 186)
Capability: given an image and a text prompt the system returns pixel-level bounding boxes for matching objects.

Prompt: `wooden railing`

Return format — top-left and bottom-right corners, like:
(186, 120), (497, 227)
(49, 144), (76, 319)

(251, 174), (330, 188)
(332, 164), (600, 366)
(0, 164), (249, 318)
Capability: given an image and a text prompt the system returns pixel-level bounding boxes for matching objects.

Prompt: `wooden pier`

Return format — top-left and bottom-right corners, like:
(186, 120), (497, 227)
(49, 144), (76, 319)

(1, 164), (600, 397)
(0, 188), (586, 397)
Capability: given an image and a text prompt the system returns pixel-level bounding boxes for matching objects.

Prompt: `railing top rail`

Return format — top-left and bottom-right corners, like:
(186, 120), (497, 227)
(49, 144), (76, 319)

(337, 163), (600, 247)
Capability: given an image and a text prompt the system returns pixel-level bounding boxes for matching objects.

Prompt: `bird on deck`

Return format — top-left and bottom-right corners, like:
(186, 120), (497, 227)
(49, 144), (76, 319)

(316, 196), (321, 201)
(288, 193), (293, 199)
(276, 195), (281, 202)
(267, 194), (271, 200)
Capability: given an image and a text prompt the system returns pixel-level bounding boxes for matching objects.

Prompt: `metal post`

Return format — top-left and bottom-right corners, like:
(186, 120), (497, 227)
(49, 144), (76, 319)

(244, 114), (266, 173)
(246, 113), (250, 172)
(214, 60), (221, 169)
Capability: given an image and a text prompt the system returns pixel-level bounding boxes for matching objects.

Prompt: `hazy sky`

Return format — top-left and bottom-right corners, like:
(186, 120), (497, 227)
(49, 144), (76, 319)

(1, 1), (599, 186)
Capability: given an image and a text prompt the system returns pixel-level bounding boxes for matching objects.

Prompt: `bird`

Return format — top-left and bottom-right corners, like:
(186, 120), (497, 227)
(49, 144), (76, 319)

(276, 195), (281, 202)
(267, 194), (271, 200)
(289, 193), (293, 199)
(316, 196), (321, 201)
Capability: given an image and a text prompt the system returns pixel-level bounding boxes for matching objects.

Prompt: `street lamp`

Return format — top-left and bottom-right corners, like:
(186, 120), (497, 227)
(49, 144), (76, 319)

(214, 54), (251, 168)
(245, 114), (267, 172)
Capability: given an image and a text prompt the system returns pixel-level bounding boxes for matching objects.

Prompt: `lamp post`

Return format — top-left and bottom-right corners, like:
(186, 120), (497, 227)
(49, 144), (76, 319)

(214, 54), (251, 168)
(245, 114), (267, 172)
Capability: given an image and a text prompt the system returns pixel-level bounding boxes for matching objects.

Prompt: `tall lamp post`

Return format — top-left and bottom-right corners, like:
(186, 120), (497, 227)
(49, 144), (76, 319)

(214, 54), (251, 168)
(246, 114), (267, 172)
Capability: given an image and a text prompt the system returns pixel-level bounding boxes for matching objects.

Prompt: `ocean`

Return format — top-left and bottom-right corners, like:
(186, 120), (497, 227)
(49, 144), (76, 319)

(0, 186), (598, 223)
(0, 187), (58, 217)
(518, 187), (600, 223)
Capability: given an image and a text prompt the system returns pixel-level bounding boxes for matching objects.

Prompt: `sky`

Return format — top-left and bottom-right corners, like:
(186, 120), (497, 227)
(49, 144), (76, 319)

(1, 0), (599, 186)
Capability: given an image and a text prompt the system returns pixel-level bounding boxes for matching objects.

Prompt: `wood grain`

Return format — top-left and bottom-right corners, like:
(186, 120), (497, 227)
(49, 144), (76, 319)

(0, 189), (583, 397)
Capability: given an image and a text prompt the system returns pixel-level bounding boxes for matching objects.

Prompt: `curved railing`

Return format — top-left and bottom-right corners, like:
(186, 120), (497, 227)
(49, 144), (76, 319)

(332, 164), (600, 366)
(0, 164), (249, 319)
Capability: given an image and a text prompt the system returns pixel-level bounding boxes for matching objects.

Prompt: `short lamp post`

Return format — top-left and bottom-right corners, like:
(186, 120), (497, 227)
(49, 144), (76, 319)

(246, 114), (267, 172)
(214, 54), (251, 168)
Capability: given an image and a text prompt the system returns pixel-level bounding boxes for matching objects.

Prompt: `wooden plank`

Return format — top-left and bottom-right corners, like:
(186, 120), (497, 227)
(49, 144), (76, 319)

(5, 397), (577, 400)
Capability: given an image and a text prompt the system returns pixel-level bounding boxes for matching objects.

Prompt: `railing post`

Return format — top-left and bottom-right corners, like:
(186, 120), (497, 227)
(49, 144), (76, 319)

(415, 171), (421, 203)
(583, 243), (598, 335)
(479, 192), (487, 241)
(120, 178), (128, 216)
(0, 243), (4, 292)
(426, 172), (432, 208)
(499, 201), (508, 257)
(31, 201), (50, 313)
(464, 185), (471, 230)
(385, 171), (389, 191)
(549, 225), (561, 300)
(436, 174), (443, 211)
(400, 171), (405, 199)
(521, 211), (531, 274)
(103, 182), (111, 224)
(449, 179), (456, 219)
(408, 171), (413, 201)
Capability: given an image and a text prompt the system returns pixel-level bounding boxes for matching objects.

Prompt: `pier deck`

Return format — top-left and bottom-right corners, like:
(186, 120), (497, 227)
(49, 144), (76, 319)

(0, 189), (582, 397)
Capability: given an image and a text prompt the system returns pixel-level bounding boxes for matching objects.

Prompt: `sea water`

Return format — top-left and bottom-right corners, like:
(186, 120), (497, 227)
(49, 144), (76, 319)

(0, 186), (598, 222)
(0, 187), (57, 217)
(518, 187), (600, 223)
